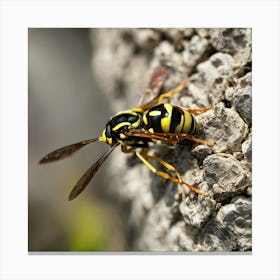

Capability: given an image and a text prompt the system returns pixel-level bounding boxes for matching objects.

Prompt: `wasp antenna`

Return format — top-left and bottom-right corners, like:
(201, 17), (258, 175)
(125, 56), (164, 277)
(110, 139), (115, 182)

(68, 143), (119, 201)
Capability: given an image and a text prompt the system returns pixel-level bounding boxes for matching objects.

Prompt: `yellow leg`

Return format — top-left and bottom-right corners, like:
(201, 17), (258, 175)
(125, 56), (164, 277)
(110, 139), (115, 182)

(140, 148), (182, 182)
(139, 79), (189, 111)
(121, 145), (135, 154)
(166, 133), (215, 146)
(136, 149), (208, 197)
(157, 79), (188, 105)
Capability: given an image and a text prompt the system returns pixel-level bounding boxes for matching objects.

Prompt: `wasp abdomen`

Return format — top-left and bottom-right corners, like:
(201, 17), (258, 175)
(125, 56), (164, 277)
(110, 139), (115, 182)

(143, 103), (199, 135)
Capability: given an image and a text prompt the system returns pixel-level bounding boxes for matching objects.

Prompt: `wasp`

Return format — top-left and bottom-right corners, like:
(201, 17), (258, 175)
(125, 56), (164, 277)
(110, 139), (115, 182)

(39, 67), (214, 201)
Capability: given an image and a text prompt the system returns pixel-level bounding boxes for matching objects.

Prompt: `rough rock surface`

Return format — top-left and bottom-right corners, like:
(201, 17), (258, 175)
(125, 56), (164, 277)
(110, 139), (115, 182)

(90, 28), (252, 252)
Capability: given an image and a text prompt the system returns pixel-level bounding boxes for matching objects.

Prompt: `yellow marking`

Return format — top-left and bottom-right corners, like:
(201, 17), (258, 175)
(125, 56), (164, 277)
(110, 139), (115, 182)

(182, 110), (192, 133)
(101, 129), (113, 145)
(115, 110), (137, 116)
(149, 110), (162, 117)
(175, 113), (185, 133)
(132, 119), (141, 128)
(191, 117), (199, 134)
(119, 133), (126, 139)
(132, 107), (144, 114)
(112, 122), (131, 131)
(100, 130), (107, 142)
(107, 137), (112, 146)
(161, 103), (173, 132)
(143, 114), (148, 126)
(149, 128), (154, 133)
(115, 107), (143, 116)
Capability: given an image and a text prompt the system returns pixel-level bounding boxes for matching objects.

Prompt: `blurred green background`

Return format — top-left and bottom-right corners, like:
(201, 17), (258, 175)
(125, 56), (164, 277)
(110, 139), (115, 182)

(28, 29), (126, 251)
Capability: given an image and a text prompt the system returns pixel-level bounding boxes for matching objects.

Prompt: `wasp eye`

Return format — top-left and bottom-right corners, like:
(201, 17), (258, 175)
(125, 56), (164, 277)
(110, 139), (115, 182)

(105, 125), (112, 138)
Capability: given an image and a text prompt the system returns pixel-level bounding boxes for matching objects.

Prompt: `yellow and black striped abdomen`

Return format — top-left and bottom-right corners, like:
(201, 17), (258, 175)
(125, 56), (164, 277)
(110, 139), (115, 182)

(143, 103), (199, 135)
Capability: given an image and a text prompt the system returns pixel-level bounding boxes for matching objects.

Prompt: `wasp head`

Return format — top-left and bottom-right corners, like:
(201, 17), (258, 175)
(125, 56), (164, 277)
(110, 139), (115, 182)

(100, 108), (143, 146)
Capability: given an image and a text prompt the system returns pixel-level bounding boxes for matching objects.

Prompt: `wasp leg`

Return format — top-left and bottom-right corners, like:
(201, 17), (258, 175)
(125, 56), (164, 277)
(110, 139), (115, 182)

(139, 79), (189, 110)
(140, 148), (182, 181)
(136, 148), (208, 197)
(121, 145), (135, 153)
(156, 79), (188, 105)
(187, 107), (212, 114)
(165, 133), (214, 146)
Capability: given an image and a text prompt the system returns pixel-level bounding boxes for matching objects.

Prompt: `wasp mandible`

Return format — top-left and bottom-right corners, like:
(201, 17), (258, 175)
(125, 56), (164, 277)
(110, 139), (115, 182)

(39, 67), (214, 201)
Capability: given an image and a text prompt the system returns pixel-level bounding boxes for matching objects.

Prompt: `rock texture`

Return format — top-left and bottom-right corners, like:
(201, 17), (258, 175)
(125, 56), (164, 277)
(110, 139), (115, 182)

(90, 28), (252, 252)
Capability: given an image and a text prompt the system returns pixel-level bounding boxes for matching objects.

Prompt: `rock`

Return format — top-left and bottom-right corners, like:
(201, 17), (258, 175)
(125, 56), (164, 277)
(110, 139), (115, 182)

(90, 28), (252, 252)
(135, 198), (176, 251)
(153, 41), (187, 74)
(203, 154), (251, 200)
(233, 85), (252, 125)
(191, 144), (213, 165)
(186, 53), (235, 107)
(210, 28), (252, 63)
(242, 133), (252, 165)
(90, 29), (150, 112)
(199, 103), (248, 153)
(166, 221), (196, 251)
(224, 71), (252, 124)
(195, 28), (212, 38)
(124, 29), (161, 50)
(179, 196), (216, 227)
(198, 196), (252, 251)
(182, 35), (209, 71)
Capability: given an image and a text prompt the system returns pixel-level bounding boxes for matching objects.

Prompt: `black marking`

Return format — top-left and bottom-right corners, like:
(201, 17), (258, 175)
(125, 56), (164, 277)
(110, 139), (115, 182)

(189, 114), (195, 134)
(170, 106), (182, 132)
(130, 142), (149, 148)
(128, 115), (138, 123)
(145, 104), (167, 133)
(110, 114), (130, 127)
(104, 113), (142, 142)
(181, 110), (185, 134)
(105, 124), (112, 138)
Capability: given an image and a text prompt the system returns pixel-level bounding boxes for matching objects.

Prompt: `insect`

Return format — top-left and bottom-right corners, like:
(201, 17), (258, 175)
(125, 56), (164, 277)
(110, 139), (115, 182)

(39, 67), (214, 201)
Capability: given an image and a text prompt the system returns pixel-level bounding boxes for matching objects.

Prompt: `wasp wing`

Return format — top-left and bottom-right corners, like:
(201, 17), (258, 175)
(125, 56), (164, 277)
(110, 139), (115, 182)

(138, 66), (169, 108)
(68, 143), (119, 201)
(39, 138), (99, 164)
(145, 66), (169, 95)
